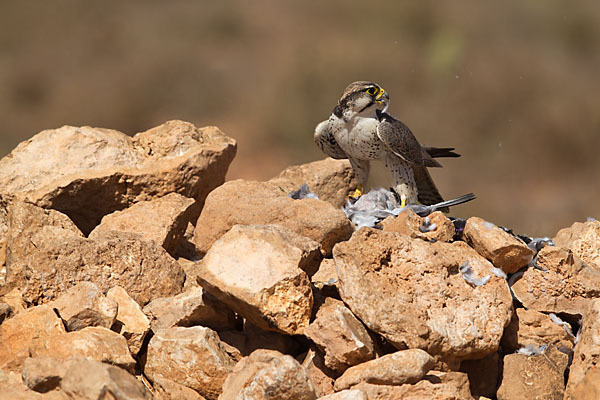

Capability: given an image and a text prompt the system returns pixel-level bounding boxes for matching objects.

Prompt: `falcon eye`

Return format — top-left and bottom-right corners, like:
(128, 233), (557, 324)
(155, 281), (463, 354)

(365, 87), (378, 96)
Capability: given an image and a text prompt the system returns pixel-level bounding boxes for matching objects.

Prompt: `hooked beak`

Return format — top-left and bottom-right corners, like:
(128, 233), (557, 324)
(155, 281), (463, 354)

(375, 88), (389, 113)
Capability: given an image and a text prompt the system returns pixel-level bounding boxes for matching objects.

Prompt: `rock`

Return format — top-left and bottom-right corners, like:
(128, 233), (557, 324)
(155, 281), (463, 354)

(305, 297), (375, 372)
(318, 390), (366, 400)
(0, 382), (69, 400)
(0, 287), (25, 315)
(218, 321), (300, 358)
(152, 377), (206, 400)
(143, 285), (237, 332)
(0, 302), (12, 324)
(311, 258), (338, 290)
(89, 193), (196, 256)
(22, 357), (68, 393)
(193, 180), (353, 256)
(497, 345), (569, 400)
(381, 210), (455, 242)
(49, 282), (118, 331)
(106, 286), (151, 357)
(144, 326), (234, 400)
(2, 201), (185, 306)
(350, 371), (473, 400)
(60, 358), (152, 400)
(501, 308), (574, 353)
(29, 326), (136, 372)
(220, 349), (316, 400)
(463, 217), (534, 274)
(300, 347), (336, 398)
(334, 349), (434, 391)
(333, 228), (513, 362)
(0, 121), (236, 235)
(459, 352), (500, 399)
(565, 299), (600, 399)
(554, 219), (600, 268)
(196, 224), (314, 335)
(269, 158), (357, 208)
(0, 304), (65, 372)
(175, 222), (199, 261)
(568, 366), (600, 400)
(511, 245), (600, 315)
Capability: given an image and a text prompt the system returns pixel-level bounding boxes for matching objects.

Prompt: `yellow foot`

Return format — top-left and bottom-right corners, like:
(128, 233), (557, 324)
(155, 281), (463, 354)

(400, 194), (407, 208)
(349, 184), (364, 200)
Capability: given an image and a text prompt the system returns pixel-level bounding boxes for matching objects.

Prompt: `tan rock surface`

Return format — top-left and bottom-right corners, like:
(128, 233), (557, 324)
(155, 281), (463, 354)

(220, 349), (316, 400)
(381, 210), (455, 242)
(0, 121), (236, 235)
(89, 192), (196, 256)
(334, 228), (513, 361)
(152, 377), (206, 400)
(3, 201), (185, 306)
(0, 302), (12, 324)
(554, 219), (600, 268)
(29, 326), (136, 372)
(0, 304), (65, 372)
(144, 326), (234, 400)
(305, 297), (375, 372)
(463, 217), (534, 274)
(218, 321), (301, 358)
(193, 180), (353, 256)
(311, 258), (338, 290)
(49, 282), (118, 331)
(501, 308), (574, 353)
(351, 371), (473, 400)
(300, 347), (336, 398)
(334, 349), (434, 391)
(497, 345), (569, 400)
(21, 356), (69, 393)
(318, 390), (366, 400)
(511, 245), (600, 315)
(60, 358), (152, 400)
(568, 366), (600, 400)
(196, 224), (314, 335)
(459, 352), (500, 399)
(143, 285), (237, 332)
(269, 158), (357, 208)
(106, 286), (151, 357)
(565, 299), (600, 399)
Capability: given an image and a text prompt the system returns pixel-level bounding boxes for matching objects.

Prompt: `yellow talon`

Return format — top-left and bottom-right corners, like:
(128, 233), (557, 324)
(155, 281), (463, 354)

(349, 184), (364, 199)
(400, 194), (407, 208)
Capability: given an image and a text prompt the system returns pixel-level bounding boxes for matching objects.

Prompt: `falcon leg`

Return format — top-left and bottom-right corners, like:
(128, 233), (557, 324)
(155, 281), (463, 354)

(348, 157), (370, 199)
(384, 153), (418, 204)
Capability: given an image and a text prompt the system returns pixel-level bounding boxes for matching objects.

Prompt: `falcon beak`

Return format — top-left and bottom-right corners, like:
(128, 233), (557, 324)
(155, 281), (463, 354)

(376, 89), (389, 113)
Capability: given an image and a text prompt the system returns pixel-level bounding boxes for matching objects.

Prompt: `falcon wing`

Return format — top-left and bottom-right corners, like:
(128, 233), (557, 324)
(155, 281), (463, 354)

(413, 165), (445, 206)
(376, 110), (441, 167)
(314, 120), (347, 160)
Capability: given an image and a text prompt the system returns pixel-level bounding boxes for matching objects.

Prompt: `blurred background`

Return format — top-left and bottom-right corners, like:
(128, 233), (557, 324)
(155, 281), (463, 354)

(1, 1), (599, 237)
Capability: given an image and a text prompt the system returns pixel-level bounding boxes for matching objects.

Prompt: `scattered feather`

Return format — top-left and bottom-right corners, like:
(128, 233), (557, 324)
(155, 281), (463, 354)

(516, 344), (547, 356)
(460, 261), (491, 287)
(587, 217), (598, 222)
(549, 313), (575, 337)
(289, 183), (319, 200)
(419, 217), (437, 233)
(491, 267), (507, 279)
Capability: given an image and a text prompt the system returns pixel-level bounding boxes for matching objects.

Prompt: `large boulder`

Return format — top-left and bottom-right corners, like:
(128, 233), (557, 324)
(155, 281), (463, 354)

(0, 121), (236, 235)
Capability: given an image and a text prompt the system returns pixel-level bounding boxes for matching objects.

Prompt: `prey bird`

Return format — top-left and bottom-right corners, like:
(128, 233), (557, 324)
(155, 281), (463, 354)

(314, 81), (474, 211)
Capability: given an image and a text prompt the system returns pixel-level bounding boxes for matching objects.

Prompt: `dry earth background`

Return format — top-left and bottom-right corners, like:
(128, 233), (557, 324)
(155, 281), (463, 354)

(1, 1), (599, 237)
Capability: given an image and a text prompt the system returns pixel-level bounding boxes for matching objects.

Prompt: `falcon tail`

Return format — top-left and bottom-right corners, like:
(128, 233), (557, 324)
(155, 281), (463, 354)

(424, 147), (461, 158)
(434, 193), (476, 209)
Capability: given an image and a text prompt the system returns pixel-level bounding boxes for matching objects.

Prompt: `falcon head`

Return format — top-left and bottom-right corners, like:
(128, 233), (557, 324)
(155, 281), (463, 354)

(333, 81), (390, 120)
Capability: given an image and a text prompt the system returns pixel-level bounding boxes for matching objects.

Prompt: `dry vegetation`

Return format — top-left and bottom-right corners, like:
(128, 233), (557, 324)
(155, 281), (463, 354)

(1, 1), (599, 236)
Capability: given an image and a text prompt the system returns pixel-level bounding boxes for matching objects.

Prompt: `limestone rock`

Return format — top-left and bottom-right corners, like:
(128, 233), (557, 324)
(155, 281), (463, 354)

(143, 285), (237, 332)
(49, 282), (118, 331)
(0, 121), (236, 235)
(89, 192), (196, 256)
(381, 210), (455, 242)
(554, 219), (600, 268)
(60, 358), (152, 400)
(311, 258), (338, 290)
(318, 390), (366, 400)
(300, 347), (336, 398)
(565, 299), (600, 399)
(459, 352), (500, 399)
(501, 308), (574, 353)
(152, 377), (206, 400)
(144, 326), (235, 400)
(334, 349), (434, 391)
(196, 224), (314, 335)
(220, 349), (316, 400)
(3, 201), (185, 306)
(350, 371), (473, 400)
(21, 356), (68, 393)
(29, 326), (136, 372)
(0, 302), (12, 324)
(511, 245), (600, 315)
(106, 286), (151, 357)
(497, 345), (569, 400)
(305, 297), (375, 372)
(193, 180), (353, 256)
(463, 217), (534, 274)
(0, 304), (65, 372)
(568, 366), (600, 400)
(269, 158), (357, 208)
(333, 228), (513, 361)
(218, 322), (300, 358)
(0, 287), (25, 315)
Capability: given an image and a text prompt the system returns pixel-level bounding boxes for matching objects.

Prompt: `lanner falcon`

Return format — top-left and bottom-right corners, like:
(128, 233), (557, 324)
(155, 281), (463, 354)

(314, 81), (473, 210)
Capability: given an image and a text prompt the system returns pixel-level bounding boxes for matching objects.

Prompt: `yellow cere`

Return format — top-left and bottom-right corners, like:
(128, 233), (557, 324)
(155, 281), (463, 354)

(375, 88), (386, 100)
